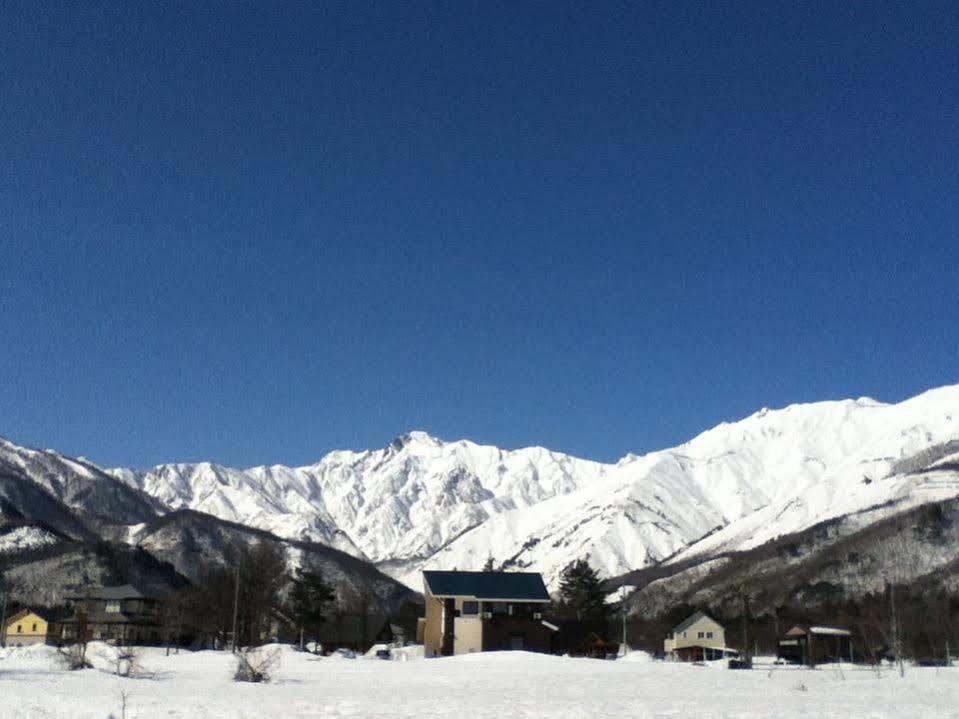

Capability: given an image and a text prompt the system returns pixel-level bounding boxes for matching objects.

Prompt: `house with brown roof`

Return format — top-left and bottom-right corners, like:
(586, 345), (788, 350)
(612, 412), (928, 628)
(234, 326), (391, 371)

(777, 624), (852, 666)
(421, 570), (556, 657)
(663, 610), (737, 661)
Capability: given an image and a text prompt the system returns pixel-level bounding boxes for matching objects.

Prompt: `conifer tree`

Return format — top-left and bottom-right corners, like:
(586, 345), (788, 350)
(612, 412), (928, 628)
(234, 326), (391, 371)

(482, 554), (495, 572)
(290, 567), (335, 650)
(558, 559), (609, 621)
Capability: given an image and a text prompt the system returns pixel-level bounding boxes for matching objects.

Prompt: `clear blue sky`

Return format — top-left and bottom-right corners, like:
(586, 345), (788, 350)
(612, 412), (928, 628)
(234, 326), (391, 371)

(1, 2), (957, 468)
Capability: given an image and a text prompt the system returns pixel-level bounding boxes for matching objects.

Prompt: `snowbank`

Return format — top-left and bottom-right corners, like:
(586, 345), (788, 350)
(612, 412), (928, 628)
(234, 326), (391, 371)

(0, 645), (957, 718)
(618, 649), (653, 663)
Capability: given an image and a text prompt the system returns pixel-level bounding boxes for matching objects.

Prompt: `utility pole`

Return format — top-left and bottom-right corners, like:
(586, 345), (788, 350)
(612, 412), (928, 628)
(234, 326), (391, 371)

(230, 564), (240, 653)
(740, 588), (750, 665)
(620, 584), (628, 656)
(889, 580), (903, 677)
(0, 586), (7, 649)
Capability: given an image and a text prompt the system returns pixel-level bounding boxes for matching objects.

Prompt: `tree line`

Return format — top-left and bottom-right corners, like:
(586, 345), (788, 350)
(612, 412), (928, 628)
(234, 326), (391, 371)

(159, 540), (336, 650)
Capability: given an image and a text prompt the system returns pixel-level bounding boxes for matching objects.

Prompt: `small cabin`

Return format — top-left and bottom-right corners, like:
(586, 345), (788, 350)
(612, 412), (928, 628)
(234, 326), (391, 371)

(777, 625), (852, 665)
(3, 609), (49, 647)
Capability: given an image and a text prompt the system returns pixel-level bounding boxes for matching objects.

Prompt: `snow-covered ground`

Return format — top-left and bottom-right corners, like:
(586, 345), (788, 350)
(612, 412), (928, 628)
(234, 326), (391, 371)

(1, 644), (957, 718)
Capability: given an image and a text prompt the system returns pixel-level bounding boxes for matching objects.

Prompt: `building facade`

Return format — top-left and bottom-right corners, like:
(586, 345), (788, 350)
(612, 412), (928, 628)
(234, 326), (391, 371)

(3, 609), (49, 647)
(664, 611), (733, 661)
(60, 584), (162, 645)
(421, 570), (556, 657)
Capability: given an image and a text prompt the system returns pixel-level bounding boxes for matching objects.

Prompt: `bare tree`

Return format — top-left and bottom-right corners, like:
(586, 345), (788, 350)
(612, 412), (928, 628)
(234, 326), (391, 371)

(234, 646), (280, 683)
(58, 611), (91, 670)
(0, 563), (8, 649)
(159, 588), (193, 655)
(113, 642), (150, 678)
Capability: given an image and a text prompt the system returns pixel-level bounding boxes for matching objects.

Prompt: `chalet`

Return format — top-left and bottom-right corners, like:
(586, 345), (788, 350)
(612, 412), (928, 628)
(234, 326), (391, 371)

(777, 625), (852, 666)
(60, 584), (162, 645)
(664, 610), (736, 661)
(421, 570), (556, 657)
(3, 609), (50, 647)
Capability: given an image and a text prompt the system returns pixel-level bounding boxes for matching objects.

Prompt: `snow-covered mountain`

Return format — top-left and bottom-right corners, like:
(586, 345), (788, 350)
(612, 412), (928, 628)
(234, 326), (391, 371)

(100, 384), (959, 589)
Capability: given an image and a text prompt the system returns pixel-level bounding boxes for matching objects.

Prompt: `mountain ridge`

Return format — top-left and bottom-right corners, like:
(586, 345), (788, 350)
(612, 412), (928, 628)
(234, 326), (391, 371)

(97, 383), (959, 589)
(4, 383), (958, 595)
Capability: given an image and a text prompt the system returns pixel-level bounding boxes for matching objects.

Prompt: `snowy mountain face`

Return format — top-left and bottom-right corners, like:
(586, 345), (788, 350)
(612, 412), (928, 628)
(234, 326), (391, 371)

(107, 432), (610, 582)
(96, 385), (959, 590)
(0, 437), (161, 534)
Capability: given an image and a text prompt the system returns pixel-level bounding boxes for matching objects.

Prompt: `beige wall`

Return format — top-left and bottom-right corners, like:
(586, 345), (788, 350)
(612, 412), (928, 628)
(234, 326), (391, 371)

(451, 597), (484, 655)
(453, 616), (483, 654)
(664, 615), (725, 654)
(423, 595), (489, 656)
(4, 612), (48, 648)
(423, 595), (444, 657)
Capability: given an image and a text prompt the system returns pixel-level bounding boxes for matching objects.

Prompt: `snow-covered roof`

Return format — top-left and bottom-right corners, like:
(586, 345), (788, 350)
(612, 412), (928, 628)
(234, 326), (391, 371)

(809, 626), (851, 636)
(785, 625), (851, 637)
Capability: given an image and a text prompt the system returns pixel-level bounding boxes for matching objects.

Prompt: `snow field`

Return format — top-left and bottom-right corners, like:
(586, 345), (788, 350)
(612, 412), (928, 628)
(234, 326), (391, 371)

(1, 644), (957, 718)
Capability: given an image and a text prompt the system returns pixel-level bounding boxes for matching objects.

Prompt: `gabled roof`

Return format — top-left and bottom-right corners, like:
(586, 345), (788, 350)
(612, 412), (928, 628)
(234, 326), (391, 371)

(73, 584), (160, 601)
(423, 571), (550, 601)
(5, 608), (45, 626)
(786, 624), (851, 637)
(672, 610), (723, 633)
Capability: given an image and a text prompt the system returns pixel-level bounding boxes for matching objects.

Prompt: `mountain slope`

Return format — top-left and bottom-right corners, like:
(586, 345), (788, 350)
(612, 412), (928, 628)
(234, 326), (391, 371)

(100, 384), (959, 589)
(134, 509), (414, 616)
(0, 436), (162, 533)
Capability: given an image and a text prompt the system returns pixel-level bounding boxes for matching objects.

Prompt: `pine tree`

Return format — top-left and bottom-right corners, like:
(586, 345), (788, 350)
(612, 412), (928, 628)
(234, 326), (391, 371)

(290, 567), (335, 651)
(558, 559), (609, 621)
(482, 555), (495, 572)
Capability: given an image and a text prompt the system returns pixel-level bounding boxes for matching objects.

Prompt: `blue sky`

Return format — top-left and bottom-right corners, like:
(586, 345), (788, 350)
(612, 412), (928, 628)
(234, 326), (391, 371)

(1, 2), (957, 468)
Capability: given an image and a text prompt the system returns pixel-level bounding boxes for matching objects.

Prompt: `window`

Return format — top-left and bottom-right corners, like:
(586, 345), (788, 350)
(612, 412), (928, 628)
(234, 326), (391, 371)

(492, 602), (508, 615)
(16, 625), (22, 633)
(32, 623), (37, 632)
(462, 601), (479, 616)
(698, 631), (705, 639)
(706, 632), (714, 639)
(105, 600), (121, 614)
(682, 632), (687, 638)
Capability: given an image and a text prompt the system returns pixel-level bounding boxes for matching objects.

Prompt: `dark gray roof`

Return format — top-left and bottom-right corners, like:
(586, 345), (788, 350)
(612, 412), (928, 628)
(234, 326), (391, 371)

(672, 610), (722, 633)
(74, 584), (160, 601)
(423, 571), (550, 601)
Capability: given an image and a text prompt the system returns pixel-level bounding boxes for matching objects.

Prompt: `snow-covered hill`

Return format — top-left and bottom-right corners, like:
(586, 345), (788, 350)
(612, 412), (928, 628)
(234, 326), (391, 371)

(98, 384), (959, 589)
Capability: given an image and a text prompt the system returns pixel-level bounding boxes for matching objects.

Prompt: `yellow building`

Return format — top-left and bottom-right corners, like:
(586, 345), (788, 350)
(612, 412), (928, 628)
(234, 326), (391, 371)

(3, 609), (49, 647)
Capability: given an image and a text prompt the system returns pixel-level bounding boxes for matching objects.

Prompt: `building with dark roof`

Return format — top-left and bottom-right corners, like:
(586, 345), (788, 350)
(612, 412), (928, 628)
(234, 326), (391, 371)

(420, 570), (556, 657)
(60, 584), (163, 645)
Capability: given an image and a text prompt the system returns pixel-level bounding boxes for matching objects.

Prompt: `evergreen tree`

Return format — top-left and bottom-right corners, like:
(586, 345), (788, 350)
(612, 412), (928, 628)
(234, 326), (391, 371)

(558, 559), (609, 621)
(482, 554), (495, 572)
(290, 567), (335, 650)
